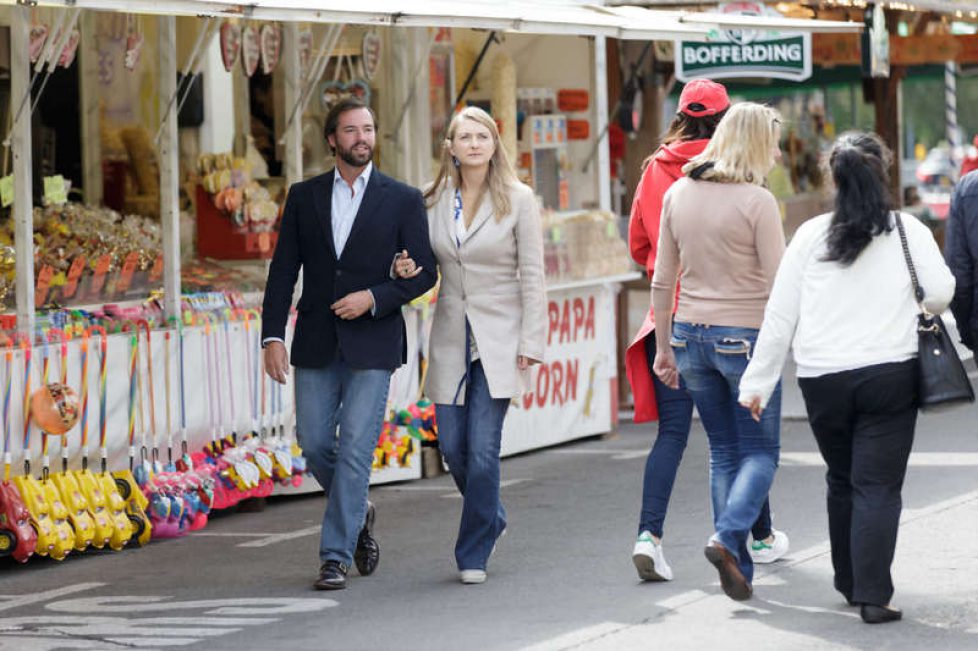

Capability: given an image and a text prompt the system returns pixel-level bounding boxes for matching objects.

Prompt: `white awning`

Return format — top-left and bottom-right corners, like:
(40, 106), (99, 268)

(21, 1), (862, 39)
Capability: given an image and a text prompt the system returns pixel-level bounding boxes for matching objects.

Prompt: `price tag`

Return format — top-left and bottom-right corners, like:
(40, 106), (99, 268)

(90, 255), (112, 295)
(63, 256), (87, 298)
(0, 176), (13, 208)
(116, 252), (139, 293)
(605, 221), (618, 238)
(35, 265), (54, 306)
(551, 225), (563, 243)
(258, 232), (271, 252)
(149, 255), (164, 282)
(43, 175), (67, 206)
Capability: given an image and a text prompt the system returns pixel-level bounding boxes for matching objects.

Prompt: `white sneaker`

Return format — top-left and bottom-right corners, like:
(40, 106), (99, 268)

(750, 529), (789, 564)
(632, 531), (673, 581)
(460, 569), (487, 584)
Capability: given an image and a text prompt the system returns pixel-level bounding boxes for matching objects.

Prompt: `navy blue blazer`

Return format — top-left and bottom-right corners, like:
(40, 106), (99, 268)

(261, 169), (437, 370)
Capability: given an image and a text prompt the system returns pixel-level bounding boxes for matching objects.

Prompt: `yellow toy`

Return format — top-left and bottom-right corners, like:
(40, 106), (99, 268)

(12, 340), (69, 559)
(113, 330), (151, 546)
(43, 330), (95, 552)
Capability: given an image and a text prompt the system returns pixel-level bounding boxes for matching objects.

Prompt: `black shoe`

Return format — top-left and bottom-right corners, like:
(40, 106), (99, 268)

(704, 542), (753, 601)
(354, 502), (379, 576)
(315, 560), (348, 590)
(860, 604), (902, 624)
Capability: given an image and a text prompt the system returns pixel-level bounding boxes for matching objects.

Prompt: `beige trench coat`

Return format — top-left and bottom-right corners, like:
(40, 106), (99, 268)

(425, 182), (547, 404)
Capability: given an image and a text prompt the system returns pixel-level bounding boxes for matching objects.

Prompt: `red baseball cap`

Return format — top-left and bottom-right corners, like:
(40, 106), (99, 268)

(678, 79), (730, 118)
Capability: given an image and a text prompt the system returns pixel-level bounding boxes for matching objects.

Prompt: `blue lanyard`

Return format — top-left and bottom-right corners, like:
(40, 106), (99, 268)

(453, 188), (463, 248)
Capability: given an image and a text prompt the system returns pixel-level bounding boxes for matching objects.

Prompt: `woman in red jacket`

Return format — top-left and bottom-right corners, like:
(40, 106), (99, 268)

(627, 80), (788, 581)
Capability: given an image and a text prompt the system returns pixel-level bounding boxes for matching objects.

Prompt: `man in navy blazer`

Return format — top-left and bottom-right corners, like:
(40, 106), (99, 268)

(262, 97), (436, 590)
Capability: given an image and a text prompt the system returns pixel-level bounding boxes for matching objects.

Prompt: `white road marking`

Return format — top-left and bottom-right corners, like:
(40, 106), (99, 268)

(190, 532), (277, 538)
(518, 622), (626, 651)
(0, 585), (339, 650)
(235, 526), (322, 548)
(781, 451), (978, 467)
(0, 584), (105, 613)
(441, 478), (530, 498)
(654, 590), (710, 610)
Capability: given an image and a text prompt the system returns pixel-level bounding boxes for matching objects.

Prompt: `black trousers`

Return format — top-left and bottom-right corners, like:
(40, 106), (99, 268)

(798, 359), (918, 606)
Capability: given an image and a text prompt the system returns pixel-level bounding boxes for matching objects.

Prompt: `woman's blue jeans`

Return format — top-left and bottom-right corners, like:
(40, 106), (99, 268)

(640, 334), (774, 542)
(669, 322), (782, 582)
(435, 361), (509, 571)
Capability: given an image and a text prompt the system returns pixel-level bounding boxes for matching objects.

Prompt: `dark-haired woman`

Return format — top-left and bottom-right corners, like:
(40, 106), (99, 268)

(627, 80), (787, 581)
(739, 132), (954, 623)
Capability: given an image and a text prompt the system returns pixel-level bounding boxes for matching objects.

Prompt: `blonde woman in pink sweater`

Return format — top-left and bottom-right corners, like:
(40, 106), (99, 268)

(651, 102), (785, 602)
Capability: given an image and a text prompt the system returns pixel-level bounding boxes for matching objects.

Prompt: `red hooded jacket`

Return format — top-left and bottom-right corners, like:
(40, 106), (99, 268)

(626, 139), (708, 422)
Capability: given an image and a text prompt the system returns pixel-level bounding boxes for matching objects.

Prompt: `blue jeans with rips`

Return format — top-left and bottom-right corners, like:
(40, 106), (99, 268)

(669, 322), (782, 583)
(435, 361), (510, 572)
(295, 360), (391, 567)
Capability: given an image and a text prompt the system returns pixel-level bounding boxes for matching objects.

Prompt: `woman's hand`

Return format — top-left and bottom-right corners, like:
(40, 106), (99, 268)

(517, 355), (540, 371)
(652, 348), (680, 389)
(394, 249), (423, 279)
(740, 396), (764, 422)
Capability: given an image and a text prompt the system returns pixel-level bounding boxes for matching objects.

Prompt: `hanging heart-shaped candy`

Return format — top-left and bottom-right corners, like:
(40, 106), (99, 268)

(259, 24), (281, 75)
(29, 24), (48, 64)
(58, 29), (81, 69)
(125, 32), (144, 71)
(220, 21), (241, 72)
(241, 26), (260, 78)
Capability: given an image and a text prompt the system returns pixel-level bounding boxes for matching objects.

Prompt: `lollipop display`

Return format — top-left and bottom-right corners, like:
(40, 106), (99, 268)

(30, 383), (80, 436)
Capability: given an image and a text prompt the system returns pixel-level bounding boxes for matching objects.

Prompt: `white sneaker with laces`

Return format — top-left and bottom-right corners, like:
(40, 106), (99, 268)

(460, 569), (487, 584)
(750, 528), (789, 564)
(632, 531), (673, 581)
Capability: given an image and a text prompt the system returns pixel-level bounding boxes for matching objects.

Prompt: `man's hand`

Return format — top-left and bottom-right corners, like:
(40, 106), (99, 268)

(394, 249), (423, 279)
(263, 341), (290, 384)
(331, 290), (374, 320)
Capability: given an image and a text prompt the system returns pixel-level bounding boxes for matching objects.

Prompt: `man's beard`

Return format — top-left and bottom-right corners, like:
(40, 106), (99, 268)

(337, 141), (373, 167)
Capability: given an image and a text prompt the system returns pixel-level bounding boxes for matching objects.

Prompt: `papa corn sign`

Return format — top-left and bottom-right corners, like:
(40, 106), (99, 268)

(677, 2), (812, 82)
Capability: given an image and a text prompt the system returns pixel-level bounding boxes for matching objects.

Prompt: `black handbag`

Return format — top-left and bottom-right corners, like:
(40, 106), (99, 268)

(895, 214), (975, 410)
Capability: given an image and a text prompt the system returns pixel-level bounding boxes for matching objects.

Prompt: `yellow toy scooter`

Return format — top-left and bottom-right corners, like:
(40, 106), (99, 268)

(44, 330), (96, 552)
(68, 331), (115, 550)
(83, 326), (132, 550)
(112, 330), (151, 546)
(12, 339), (73, 560)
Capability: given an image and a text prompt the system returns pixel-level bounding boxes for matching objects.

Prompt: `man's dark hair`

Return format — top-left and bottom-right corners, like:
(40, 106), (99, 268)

(323, 97), (377, 153)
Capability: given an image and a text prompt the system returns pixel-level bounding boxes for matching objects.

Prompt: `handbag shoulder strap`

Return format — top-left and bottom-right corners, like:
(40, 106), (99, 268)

(893, 212), (926, 305)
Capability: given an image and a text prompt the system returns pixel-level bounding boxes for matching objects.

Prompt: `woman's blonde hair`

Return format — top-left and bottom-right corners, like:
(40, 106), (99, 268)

(682, 102), (781, 184)
(423, 106), (520, 220)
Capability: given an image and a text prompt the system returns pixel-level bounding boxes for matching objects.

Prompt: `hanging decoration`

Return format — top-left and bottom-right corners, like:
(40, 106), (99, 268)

(361, 31), (382, 81)
(259, 23), (282, 75)
(220, 21), (242, 72)
(124, 15), (144, 71)
(321, 55), (371, 114)
(241, 26), (261, 78)
(29, 24), (49, 64)
(57, 28), (81, 69)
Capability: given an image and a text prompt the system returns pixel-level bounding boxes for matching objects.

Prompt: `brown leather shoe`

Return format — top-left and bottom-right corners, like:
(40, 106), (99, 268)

(704, 542), (753, 601)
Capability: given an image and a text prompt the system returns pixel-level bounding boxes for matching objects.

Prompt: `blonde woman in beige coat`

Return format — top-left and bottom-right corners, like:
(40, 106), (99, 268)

(396, 106), (547, 584)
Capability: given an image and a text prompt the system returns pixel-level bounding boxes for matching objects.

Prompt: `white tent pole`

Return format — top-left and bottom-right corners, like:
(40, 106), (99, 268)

(11, 4), (36, 336)
(283, 22), (303, 186)
(159, 15), (182, 321)
(593, 35), (612, 213)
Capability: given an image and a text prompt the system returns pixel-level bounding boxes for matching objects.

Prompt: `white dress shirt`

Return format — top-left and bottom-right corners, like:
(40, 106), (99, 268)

(332, 162), (372, 257)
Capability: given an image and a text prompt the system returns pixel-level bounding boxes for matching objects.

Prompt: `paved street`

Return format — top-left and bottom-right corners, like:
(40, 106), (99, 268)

(1, 375), (977, 651)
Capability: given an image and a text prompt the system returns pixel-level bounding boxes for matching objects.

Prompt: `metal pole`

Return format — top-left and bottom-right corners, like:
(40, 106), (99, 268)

(283, 23), (303, 186)
(593, 35), (612, 213)
(11, 4), (35, 336)
(159, 16), (181, 321)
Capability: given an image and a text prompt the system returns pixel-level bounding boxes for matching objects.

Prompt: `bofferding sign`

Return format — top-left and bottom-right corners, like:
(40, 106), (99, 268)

(676, 2), (811, 82)
(501, 283), (616, 457)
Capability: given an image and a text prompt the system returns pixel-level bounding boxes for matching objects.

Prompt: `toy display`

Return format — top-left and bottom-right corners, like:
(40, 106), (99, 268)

(0, 341), (37, 563)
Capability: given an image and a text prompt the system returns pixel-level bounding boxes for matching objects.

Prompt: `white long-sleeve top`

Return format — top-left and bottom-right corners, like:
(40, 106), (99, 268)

(739, 212), (956, 408)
